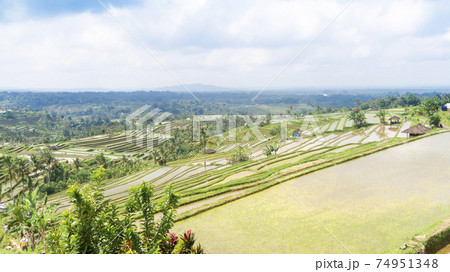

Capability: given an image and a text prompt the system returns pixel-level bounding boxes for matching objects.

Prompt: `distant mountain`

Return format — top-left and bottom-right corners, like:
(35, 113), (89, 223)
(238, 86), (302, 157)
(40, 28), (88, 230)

(152, 83), (243, 92)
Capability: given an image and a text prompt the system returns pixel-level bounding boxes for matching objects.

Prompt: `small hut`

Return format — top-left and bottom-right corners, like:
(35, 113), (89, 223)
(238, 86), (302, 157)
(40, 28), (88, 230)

(389, 115), (401, 124)
(49, 145), (58, 151)
(442, 103), (450, 111)
(402, 124), (431, 137)
(203, 149), (216, 155)
(292, 129), (302, 138)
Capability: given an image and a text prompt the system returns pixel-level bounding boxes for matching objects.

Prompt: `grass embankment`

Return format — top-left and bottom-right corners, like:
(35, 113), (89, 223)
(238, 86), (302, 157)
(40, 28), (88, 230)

(386, 219), (450, 254)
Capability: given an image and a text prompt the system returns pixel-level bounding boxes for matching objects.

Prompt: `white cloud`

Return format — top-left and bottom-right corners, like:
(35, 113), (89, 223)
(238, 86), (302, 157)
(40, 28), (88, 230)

(0, 0), (449, 90)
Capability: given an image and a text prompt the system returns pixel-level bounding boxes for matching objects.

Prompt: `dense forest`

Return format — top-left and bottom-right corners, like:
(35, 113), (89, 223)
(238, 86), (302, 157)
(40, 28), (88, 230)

(1, 90), (446, 115)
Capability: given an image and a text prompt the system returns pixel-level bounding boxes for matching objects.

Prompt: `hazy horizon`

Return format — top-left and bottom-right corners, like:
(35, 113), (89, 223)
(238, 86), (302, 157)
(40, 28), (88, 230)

(0, 83), (449, 94)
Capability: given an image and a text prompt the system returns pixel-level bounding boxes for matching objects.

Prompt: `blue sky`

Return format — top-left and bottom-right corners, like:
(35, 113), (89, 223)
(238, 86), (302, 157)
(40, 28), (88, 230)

(1, 0), (450, 90)
(0, 0), (140, 19)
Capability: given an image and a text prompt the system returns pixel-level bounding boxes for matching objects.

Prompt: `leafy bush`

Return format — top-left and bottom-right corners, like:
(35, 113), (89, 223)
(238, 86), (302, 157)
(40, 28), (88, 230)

(428, 113), (441, 127)
(46, 179), (203, 254)
(228, 146), (250, 164)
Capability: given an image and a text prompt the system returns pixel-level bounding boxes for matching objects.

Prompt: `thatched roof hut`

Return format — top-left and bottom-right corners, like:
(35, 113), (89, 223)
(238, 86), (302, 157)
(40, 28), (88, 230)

(402, 124), (431, 137)
(49, 145), (58, 150)
(389, 115), (401, 124)
(203, 149), (216, 155)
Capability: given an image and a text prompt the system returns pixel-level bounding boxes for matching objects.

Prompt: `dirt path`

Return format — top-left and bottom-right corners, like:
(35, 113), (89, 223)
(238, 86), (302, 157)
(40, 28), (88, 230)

(9, 237), (19, 250)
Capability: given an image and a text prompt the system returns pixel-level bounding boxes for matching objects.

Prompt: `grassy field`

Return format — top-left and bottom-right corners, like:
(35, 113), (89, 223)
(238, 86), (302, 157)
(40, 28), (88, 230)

(172, 133), (450, 253)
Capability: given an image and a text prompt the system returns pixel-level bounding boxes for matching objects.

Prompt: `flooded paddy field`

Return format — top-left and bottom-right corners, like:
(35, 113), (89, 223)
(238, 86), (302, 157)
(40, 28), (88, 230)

(362, 125), (399, 143)
(173, 133), (450, 253)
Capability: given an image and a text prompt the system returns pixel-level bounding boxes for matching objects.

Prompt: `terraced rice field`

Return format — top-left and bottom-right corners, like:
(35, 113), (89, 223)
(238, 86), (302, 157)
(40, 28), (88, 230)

(173, 132), (450, 253)
(397, 121), (412, 138)
(336, 118), (346, 130)
(361, 126), (399, 143)
(68, 131), (165, 154)
(47, 118), (441, 235)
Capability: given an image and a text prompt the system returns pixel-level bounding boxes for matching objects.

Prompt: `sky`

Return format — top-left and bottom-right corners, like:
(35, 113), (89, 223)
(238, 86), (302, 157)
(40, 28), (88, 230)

(1, 0), (450, 90)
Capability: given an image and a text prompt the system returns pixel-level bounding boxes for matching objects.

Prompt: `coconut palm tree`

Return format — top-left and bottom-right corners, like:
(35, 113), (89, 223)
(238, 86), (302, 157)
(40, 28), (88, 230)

(73, 158), (83, 173)
(13, 157), (31, 195)
(198, 127), (216, 171)
(1, 155), (17, 199)
(39, 149), (56, 184)
(376, 109), (387, 124)
(30, 154), (43, 173)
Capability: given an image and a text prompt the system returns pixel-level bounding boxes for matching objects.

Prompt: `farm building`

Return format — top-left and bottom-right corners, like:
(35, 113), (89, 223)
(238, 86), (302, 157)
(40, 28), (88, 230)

(389, 116), (401, 124)
(49, 145), (59, 151)
(442, 103), (450, 111)
(402, 123), (431, 137)
(204, 149), (216, 155)
(292, 129), (302, 138)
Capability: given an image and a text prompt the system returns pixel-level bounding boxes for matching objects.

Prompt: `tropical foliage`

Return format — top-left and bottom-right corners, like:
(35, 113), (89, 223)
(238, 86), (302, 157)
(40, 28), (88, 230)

(46, 180), (202, 254)
(228, 145), (250, 164)
(375, 109), (387, 124)
(264, 144), (279, 157)
(347, 111), (367, 128)
(0, 149), (150, 199)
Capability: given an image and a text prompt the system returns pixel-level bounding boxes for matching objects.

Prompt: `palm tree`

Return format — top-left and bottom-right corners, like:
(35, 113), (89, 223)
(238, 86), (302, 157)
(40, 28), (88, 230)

(95, 153), (109, 168)
(30, 154), (43, 173)
(199, 127), (211, 171)
(376, 110), (387, 124)
(39, 149), (56, 184)
(73, 158), (83, 172)
(13, 157), (31, 195)
(150, 148), (160, 165)
(1, 155), (17, 199)
(347, 111), (367, 128)
(5, 190), (55, 250)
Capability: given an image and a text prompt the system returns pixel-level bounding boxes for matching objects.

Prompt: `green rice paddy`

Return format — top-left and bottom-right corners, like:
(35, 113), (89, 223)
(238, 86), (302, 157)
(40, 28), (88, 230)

(172, 133), (450, 253)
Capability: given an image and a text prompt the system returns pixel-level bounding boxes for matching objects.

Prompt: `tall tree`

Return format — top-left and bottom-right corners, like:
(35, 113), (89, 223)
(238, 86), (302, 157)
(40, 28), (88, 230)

(39, 149), (56, 184)
(375, 110), (387, 124)
(13, 157), (31, 195)
(1, 155), (17, 199)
